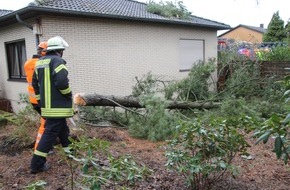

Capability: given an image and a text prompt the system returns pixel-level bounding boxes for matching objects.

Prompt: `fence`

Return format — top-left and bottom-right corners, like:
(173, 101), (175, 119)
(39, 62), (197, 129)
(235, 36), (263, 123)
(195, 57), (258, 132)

(0, 98), (13, 112)
(260, 61), (290, 79)
(217, 61), (290, 91)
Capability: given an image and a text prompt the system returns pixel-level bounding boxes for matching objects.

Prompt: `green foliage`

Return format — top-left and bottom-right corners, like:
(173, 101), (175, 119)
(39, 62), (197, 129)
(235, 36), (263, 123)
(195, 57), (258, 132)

(219, 98), (255, 117)
(25, 180), (47, 190)
(132, 72), (169, 97)
(221, 60), (263, 98)
(128, 94), (178, 141)
(79, 59), (217, 142)
(263, 11), (286, 42)
(78, 106), (129, 127)
(66, 137), (152, 189)
(256, 46), (290, 61)
(247, 98), (287, 119)
(165, 60), (216, 101)
(218, 50), (286, 100)
(8, 94), (40, 144)
(252, 75), (290, 164)
(146, 0), (191, 19)
(166, 118), (249, 189)
(130, 61), (218, 141)
(0, 115), (7, 126)
(253, 114), (289, 164)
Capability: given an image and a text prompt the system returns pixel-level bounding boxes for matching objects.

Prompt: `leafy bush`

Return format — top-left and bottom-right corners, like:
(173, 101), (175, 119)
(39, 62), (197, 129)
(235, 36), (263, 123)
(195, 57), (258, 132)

(166, 118), (249, 189)
(256, 46), (290, 61)
(66, 137), (152, 189)
(252, 75), (290, 164)
(253, 114), (289, 164)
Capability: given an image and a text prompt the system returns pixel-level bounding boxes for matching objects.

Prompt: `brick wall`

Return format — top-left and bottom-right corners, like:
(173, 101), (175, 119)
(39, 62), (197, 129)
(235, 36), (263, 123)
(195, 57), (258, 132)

(41, 16), (218, 96)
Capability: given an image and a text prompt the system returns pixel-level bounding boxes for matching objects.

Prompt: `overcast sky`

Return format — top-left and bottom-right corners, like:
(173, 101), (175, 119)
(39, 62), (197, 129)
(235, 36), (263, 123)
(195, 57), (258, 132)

(0, 0), (289, 32)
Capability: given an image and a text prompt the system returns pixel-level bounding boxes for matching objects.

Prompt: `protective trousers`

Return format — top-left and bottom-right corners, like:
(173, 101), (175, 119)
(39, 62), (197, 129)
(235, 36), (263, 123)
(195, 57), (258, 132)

(30, 118), (70, 171)
(34, 117), (46, 150)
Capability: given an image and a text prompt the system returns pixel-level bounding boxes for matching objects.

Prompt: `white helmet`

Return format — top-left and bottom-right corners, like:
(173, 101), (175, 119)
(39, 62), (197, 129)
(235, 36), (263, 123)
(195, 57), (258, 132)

(46, 36), (69, 51)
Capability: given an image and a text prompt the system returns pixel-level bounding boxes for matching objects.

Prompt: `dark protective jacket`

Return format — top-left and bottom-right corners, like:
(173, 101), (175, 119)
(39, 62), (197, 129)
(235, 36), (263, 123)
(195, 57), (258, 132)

(32, 52), (73, 118)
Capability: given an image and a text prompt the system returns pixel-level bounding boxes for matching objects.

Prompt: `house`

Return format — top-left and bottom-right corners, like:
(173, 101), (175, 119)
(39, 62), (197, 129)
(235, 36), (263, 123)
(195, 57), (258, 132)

(0, 0), (230, 112)
(218, 24), (266, 43)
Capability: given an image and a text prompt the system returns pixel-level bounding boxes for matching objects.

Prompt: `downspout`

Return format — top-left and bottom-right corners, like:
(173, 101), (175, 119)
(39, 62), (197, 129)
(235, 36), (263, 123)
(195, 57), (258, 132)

(16, 14), (40, 47)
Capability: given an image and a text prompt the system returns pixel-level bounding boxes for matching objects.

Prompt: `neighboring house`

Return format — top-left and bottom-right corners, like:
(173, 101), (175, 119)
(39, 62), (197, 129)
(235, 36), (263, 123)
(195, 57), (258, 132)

(218, 24), (266, 43)
(0, 0), (230, 112)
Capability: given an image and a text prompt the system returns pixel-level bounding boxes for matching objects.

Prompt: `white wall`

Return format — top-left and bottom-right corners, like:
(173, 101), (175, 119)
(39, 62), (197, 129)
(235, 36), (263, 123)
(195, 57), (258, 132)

(0, 22), (36, 112)
(42, 16), (217, 95)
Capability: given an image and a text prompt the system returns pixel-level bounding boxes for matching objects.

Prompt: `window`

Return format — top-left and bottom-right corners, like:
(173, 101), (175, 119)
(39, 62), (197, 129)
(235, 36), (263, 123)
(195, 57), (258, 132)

(5, 39), (27, 80)
(179, 39), (204, 72)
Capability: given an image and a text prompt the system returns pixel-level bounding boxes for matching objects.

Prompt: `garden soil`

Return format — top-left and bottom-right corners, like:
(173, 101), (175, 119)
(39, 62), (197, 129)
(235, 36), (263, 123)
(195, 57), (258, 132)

(0, 122), (289, 190)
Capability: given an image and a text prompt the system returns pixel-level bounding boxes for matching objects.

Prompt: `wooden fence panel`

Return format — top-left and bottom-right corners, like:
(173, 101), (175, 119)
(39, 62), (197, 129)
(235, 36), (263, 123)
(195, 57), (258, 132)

(0, 98), (13, 113)
(217, 61), (290, 92)
(260, 61), (290, 79)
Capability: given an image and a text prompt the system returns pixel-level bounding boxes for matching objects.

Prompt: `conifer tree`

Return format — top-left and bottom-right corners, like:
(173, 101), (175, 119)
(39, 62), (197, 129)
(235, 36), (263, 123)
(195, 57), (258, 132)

(263, 11), (286, 42)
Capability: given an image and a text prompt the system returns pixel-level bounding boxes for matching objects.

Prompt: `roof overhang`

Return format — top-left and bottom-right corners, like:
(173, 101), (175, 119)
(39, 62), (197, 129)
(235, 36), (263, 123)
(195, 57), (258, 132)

(0, 6), (231, 30)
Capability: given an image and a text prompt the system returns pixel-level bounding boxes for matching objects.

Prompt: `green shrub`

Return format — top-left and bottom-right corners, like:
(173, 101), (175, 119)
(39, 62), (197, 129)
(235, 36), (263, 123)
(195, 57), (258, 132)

(253, 114), (289, 164)
(66, 137), (152, 189)
(166, 118), (249, 190)
(256, 46), (290, 61)
(252, 75), (290, 164)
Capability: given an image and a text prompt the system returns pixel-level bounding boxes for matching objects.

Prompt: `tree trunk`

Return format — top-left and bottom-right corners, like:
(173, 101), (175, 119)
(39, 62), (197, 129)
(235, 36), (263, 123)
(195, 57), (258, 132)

(74, 93), (221, 109)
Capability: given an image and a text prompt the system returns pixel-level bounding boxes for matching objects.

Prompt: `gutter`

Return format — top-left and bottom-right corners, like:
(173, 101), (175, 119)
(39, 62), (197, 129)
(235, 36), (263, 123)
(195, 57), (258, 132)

(16, 13), (40, 48)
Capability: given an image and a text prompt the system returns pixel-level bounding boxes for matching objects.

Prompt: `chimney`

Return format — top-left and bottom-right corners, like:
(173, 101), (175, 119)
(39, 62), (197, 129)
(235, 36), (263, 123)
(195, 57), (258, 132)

(260, 24), (264, 28)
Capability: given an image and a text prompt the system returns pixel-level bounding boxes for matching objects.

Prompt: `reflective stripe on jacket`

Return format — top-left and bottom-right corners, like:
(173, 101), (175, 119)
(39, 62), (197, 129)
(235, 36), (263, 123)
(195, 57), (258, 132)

(32, 53), (73, 118)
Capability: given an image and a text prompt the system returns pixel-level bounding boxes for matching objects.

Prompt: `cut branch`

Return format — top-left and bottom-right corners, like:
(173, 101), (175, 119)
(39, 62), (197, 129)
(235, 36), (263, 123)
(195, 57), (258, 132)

(74, 93), (221, 109)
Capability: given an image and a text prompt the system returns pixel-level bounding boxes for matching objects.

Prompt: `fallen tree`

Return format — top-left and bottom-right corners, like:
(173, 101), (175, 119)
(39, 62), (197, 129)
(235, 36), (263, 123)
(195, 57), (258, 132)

(73, 93), (221, 110)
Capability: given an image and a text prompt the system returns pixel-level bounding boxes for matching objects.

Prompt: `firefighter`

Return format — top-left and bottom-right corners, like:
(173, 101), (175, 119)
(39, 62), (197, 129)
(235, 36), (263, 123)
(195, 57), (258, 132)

(30, 36), (73, 174)
(24, 41), (48, 151)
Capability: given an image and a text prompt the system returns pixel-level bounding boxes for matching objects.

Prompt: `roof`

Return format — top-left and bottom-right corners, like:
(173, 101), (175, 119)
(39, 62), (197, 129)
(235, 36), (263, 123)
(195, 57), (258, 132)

(218, 24), (266, 37)
(0, 0), (230, 30)
(0, 9), (13, 17)
(241, 25), (266, 33)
